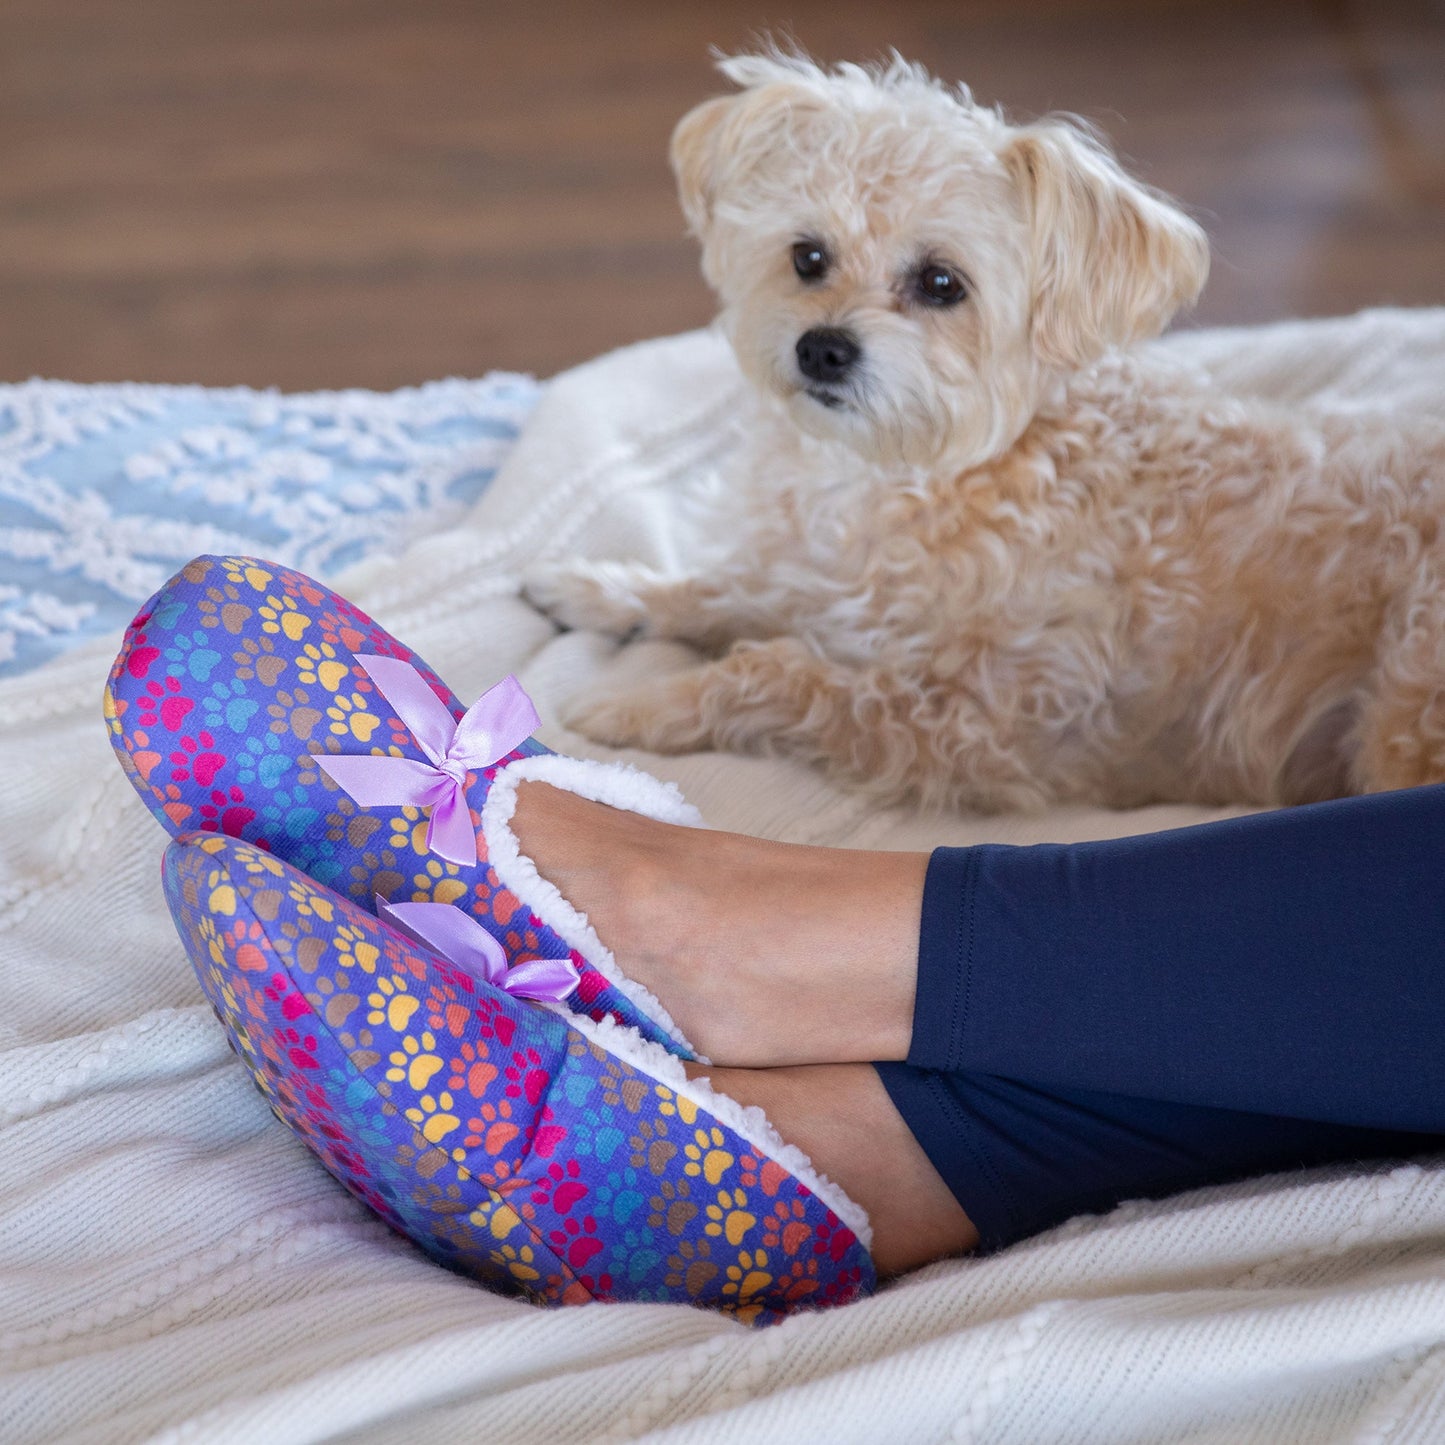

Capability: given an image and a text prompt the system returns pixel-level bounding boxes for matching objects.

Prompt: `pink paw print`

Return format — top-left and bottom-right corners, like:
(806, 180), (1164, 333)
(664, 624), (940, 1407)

(812, 1209), (856, 1264)
(199, 785), (258, 839)
(264, 971), (313, 1021)
(135, 674), (195, 732)
(274, 1023), (320, 1071)
(504, 1047), (550, 1107)
(530, 1157), (588, 1215)
(168, 730), (226, 787)
(548, 1213), (604, 1269)
(125, 624), (161, 679)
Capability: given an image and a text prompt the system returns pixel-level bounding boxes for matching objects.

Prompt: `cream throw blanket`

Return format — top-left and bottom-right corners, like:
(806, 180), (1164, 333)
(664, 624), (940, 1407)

(4, 311), (1445, 1444)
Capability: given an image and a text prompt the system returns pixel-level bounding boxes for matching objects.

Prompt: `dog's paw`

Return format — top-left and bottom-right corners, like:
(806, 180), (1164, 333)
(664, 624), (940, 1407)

(562, 677), (710, 754)
(522, 560), (654, 637)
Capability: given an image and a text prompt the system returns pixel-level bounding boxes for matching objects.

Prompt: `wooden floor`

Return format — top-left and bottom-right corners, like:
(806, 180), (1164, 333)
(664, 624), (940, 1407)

(1, 0), (1442, 389)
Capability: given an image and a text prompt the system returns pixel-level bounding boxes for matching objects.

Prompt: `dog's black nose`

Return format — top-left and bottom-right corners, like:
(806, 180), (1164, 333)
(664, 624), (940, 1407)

(796, 327), (860, 384)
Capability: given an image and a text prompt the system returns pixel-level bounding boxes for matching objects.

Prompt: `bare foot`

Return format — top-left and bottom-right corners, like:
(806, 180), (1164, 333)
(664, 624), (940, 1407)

(689, 1060), (979, 1275)
(510, 781), (926, 1067)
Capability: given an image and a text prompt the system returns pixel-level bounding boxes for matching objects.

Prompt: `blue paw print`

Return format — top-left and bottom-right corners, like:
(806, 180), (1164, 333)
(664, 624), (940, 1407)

(594, 1167), (646, 1226)
(563, 1110), (626, 1164)
(618, 1226), (663, 1281)
(151, 596), (188, 632)
(163, 627), (223, 683)
(202, 677), (259, 735)
(259, 785), (323, 842)
(562, 1068), (598, 1109)
(234, 732), (292, 790)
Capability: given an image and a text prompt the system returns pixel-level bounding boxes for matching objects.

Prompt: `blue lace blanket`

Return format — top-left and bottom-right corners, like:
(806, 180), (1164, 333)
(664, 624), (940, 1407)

(0, 373), (540, 678)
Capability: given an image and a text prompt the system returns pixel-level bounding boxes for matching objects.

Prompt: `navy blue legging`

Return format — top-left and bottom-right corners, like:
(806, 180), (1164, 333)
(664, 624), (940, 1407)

(877, 784), (1445, 1252)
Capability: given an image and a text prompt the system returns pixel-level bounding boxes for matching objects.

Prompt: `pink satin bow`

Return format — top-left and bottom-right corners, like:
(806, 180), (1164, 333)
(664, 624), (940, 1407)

(376, 896), (581, 1003)
(310, 656), (539, 866)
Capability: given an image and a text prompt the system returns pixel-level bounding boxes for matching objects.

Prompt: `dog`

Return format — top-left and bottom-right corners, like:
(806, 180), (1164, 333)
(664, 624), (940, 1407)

(525, 50), (1445, 811)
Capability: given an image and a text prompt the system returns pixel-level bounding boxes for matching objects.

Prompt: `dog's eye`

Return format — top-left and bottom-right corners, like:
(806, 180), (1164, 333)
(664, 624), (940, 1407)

(916, 264), (967, 307)
(792, 242), (830, 283)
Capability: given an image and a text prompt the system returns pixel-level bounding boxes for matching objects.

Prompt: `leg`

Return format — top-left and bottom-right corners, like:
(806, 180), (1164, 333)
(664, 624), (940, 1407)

(512, 780), (924, 1066)
(523, 560), (760, 651)
(514, 775), (1445, 1134)
(566, 636), (1042, 809)
(875, 1065), (1440, 1254)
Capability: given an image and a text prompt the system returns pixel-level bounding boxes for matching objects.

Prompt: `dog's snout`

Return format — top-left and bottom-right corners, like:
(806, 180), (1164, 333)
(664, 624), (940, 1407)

(796, 328), (860, 384)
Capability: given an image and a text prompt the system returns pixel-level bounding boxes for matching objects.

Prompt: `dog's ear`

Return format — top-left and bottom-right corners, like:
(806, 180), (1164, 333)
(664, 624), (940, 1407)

(671, 73), (827, 238)
(670, 95), (737, 236)
(1003, 121), (1209, 371)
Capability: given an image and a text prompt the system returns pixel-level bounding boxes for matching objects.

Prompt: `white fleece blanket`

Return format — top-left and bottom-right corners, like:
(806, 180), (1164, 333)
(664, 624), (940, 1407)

(5, 311), (1445, 1444)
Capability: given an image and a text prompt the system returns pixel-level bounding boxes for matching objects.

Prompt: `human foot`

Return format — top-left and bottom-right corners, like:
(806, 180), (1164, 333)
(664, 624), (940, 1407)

(510, 781), (927, 1067)
(689, 1061), (978, 1276)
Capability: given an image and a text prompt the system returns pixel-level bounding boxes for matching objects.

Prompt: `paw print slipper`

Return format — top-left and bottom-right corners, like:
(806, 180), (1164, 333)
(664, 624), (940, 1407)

(164, 831), (875, 1323)
(105, 554), (700, 1056)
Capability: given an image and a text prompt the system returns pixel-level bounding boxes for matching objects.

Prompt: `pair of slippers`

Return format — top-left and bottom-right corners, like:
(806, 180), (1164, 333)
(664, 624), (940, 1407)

(106, 556), (874, 1324)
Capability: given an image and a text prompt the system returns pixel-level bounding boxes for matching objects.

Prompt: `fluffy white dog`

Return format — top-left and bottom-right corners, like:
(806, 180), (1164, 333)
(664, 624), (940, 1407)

(527, 51), (1445, 810)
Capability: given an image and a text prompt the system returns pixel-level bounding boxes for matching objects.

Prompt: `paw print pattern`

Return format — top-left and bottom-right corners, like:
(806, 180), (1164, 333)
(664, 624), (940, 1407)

(333, 923), (380, 977)
(134, 673), (194, 733)
(220, 559), (274, 592)
(325, 690), (381, 743)
(410, 857), (467, 905)
(387, 1030), (445, 1090)
(491, 1243), (541, 1283)
(389, 807), (429, 857)
(367, 975), (419, 1031)
(404, 1091), (461, 1144)
(297, 641), (352, 692)
(130, 564), (878, 1323)
(168, 731), (227, 789)
(258, 592), (311, 642)
(683, 1126), (735, 1186)
(705, 1187), (757, 1247)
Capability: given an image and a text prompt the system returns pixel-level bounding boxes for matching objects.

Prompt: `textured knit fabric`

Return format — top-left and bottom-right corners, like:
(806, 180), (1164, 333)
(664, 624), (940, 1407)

(6, 314), (1445, 1443)
(0, 375), (538, 679)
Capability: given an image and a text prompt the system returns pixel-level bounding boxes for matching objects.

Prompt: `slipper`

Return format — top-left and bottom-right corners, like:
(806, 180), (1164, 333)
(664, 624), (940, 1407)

(105, 554), (699, 1056)
(163, 831), (875, 1322)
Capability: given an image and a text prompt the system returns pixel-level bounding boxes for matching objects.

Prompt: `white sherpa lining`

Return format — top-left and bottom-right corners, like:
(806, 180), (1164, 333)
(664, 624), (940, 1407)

(481, 753), (705, 1054)
(565, 1008), (874, 1253)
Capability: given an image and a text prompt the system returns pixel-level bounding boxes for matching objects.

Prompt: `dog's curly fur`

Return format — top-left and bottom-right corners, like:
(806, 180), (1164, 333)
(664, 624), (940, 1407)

(527, 51), (1445, 810)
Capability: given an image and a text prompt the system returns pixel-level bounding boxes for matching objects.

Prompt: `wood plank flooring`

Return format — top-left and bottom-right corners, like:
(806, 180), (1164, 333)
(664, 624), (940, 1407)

(0, 0), (1441, 388)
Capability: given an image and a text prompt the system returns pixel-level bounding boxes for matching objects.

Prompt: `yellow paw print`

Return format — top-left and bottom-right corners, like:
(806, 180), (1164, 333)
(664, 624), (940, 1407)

(367, 975), (420, 1030)
(333, 923), (380, 975)
(655, 1086), (699, 1124)
(387, 1030), (445, 1090)
(683, 1126), (735, 1186)
(222, 559), (273, 592)
(410, 857), (467, 905)
(327, 691), (382, 743)
(206, 868), (237, 917)
(404, 1090), (461, 1144)
(297, 641), (350, 692)
(258, 592), (311, 642)
(705, 1187), (757, 1247)
(490, 1243), (541, 1283)
(389, 807), (429, 857)
(240, 850), (285, 879)
(198, 914), (223, 965)
(286, 877), (336, 923)
(722, 1249), (772, 1301)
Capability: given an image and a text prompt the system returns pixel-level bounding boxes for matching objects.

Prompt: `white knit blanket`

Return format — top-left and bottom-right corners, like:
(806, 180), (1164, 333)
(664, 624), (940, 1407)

(5, 311), (1445, 1444)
